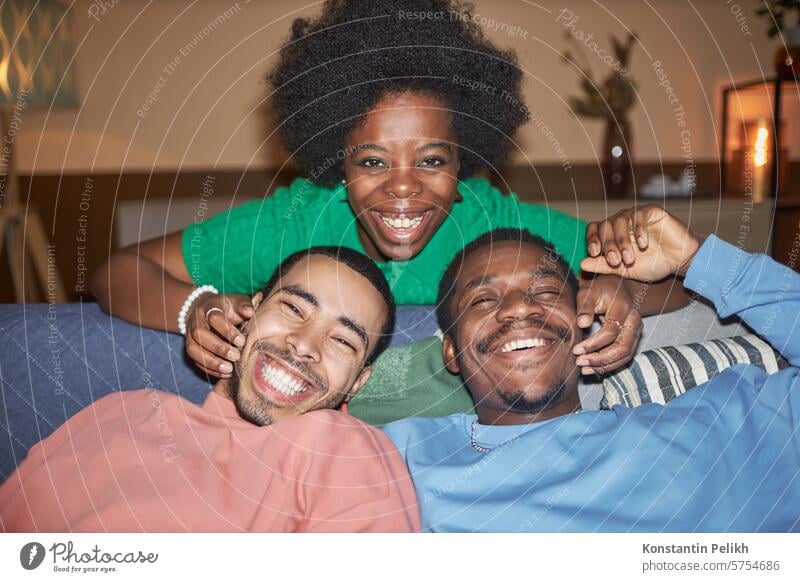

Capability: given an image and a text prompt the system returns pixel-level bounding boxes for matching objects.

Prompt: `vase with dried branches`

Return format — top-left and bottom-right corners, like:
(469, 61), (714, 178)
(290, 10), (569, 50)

(756, 0), (800, 78)
(562, 32), (638, 196)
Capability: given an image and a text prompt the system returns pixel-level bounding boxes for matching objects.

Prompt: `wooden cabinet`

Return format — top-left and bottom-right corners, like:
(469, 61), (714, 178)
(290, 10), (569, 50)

(546, 198), (774, 255)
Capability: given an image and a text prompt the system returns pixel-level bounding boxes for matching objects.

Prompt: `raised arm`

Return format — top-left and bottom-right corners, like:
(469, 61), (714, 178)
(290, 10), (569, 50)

(90, 231), (253, 378)
(581, 204), (800, 366)
(683, 236), (800, 366)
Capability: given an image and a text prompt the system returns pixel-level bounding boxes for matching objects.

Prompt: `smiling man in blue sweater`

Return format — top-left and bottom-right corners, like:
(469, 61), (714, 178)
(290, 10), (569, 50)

(383, 206), (800, 532)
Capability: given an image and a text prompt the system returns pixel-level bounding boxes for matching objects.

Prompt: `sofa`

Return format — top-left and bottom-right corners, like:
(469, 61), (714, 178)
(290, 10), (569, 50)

(0, 300), (748, 482)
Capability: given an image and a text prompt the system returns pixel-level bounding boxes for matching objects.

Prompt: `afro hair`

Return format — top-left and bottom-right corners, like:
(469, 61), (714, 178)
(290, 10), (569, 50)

(268, 0), (530, 186)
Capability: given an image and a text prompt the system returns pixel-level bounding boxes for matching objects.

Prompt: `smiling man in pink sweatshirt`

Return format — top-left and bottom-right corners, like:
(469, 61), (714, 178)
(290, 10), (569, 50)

(0, 247), (419, 532)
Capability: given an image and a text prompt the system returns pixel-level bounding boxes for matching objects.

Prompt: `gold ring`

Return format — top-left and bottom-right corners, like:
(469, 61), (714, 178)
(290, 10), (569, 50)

(602, 317), (623, 331)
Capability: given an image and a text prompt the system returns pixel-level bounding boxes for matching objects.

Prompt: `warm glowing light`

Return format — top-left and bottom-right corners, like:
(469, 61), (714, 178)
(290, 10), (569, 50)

(754, 125), (769, 167)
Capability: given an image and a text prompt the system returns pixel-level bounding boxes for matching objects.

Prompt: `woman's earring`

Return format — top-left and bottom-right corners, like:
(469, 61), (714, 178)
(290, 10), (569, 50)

(341, 179), (346, 185)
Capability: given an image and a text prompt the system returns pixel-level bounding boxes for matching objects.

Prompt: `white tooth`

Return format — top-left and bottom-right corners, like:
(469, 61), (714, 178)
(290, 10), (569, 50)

(499, 337), (552, 353)
(381, 214), (423, 230)
(267, 363), (310, 396)
(274, 371), (287, 390)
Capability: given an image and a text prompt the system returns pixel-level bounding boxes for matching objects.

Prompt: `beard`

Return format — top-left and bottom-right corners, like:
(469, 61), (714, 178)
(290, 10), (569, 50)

(228, 359), (273, 426)
(497, 377), (569, 415)
(452, 318), (576, 418)
(227, 340), (339, 426)
(454, 342), (572, 415)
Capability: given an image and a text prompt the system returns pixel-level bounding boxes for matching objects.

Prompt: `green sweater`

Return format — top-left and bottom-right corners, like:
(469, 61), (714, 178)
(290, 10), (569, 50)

(182, 177), (586, 304)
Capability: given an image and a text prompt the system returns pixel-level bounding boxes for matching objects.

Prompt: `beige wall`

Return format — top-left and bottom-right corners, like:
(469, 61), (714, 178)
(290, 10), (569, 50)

(15, 0), (784, 174)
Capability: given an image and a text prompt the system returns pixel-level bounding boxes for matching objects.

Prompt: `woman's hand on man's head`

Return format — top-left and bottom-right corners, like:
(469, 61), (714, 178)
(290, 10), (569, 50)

(573, 276), (643, 376)
(185, 293), (254, 378)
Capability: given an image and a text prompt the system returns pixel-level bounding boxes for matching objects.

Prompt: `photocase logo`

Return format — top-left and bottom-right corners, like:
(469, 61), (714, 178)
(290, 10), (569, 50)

(20, 542), (46, 570)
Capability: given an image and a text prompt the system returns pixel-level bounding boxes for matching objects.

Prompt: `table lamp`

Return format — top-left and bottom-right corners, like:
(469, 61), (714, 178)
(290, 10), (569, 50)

(0, 0), (79, 302)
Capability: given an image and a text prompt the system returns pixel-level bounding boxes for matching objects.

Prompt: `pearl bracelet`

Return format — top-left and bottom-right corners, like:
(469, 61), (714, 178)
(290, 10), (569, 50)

(178, 284), (219, 335)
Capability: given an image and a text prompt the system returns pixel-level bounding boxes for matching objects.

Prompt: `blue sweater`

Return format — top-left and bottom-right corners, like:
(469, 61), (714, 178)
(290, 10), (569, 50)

(383, 236), (800, 532)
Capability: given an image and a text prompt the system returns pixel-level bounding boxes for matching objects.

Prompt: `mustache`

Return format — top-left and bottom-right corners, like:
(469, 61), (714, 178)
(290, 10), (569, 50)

(476, 317), (572, 355)
(245, 339), (327, 391)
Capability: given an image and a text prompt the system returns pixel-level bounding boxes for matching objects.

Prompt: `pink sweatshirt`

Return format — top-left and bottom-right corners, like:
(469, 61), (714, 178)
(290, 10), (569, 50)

(0, 390), (419, 532)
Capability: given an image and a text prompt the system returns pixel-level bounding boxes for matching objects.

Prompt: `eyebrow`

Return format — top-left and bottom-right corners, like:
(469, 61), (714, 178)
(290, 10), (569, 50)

(351, 142), (452, 154)
(460, 268), (566, 294)
(461, 274), (496, 294)
(531, 268), (567, 282)
(417, 142), (451, 152)
(281, 285), (368, 349)
(338, 316), (369, 349)
(354, 143), (388, 153)
(282, 285), (318, 307)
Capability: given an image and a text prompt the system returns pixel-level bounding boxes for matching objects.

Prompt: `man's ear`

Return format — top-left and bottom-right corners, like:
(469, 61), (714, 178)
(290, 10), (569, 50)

(251, 291), (264, 310)
(345, 366), (373, 401)
(442, 334), (461, 375)
(238, 291), (264, 334)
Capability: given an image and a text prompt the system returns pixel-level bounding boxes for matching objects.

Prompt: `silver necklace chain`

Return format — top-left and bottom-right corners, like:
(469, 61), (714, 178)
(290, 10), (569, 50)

(470, 410), (582, 453)
(470, 418), (492, 453)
